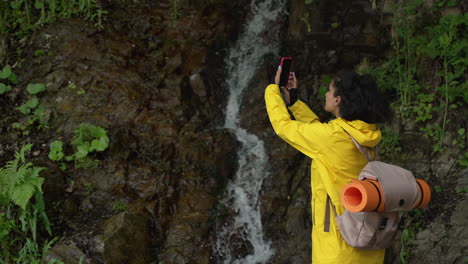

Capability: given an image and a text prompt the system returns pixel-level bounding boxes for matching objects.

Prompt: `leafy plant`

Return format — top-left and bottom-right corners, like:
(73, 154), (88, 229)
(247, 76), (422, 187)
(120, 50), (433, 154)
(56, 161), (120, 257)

(91, 8), (108, 30)
(379, 126), (402, 158)
(12, 82), (49, 134)
(0, 144), (45, 210)
(301, 12), (312, 33)
(0, 0), (108, 39)
(17, 97), (39, 114)
(412, 93), (434, 123)
(171, 0), (180, 20)
(0, 144), (54, 262)
(420, 123), (445, 152)
(0, 66), (18, 95)
(459, 151), (468, 167)
(452, 128), (466, 149)
(319, 75), (333, 97)
(49, 123), (110, 169)
(14, 104), (48, 134)
(400, 209), (423, 264)
(27, 83), (47, 94)
(391, 0), (424, 111)
(111, 200), (128, 211)
(72, 123), (109, 158)
(417, 14), (468, 136)
(48, 140), (65, 161)
(34, 49), (46, 56)
(84, 182), (94, 195)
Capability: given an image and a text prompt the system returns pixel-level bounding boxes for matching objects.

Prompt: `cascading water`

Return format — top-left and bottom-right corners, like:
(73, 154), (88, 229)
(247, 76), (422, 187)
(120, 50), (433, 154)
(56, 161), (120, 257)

(214, 0), (286, 263)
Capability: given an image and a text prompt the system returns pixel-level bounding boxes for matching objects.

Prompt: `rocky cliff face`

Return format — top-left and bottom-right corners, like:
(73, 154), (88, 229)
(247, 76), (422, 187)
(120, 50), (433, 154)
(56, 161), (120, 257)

(5, 1), (246, 263)
(2, 0), (466, 263)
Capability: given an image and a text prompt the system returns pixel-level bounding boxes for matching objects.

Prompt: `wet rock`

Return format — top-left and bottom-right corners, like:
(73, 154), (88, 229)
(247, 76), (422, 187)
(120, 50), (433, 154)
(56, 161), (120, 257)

(288, 0), (306, 39)
(61, 196), (80, 218)
(156, 128), (238, 262)
(0, 36), (7, 61)
(228, 232), (254, 259)
(45, 240), (90, 264)
(441, 6), (462, 16)
(190, 72), (208, 98)
(431, 149), (459, 180)
(160, 220), (212, 264)
(41, 166), (66, 206)
(79, 197), (94, 212)
(409, 196), (468, 264)
(457, 169), (468, 190)
(102, 206), (154, 264)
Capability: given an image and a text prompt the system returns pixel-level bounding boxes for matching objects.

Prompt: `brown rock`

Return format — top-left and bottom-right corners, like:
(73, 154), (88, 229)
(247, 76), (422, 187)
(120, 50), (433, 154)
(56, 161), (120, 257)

(102, 206), (154, 264)
(45, 240), (90, 264)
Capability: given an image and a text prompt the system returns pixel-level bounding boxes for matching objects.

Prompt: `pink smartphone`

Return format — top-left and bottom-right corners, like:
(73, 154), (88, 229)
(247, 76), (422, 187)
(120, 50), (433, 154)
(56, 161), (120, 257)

(279, 57), (293, 87)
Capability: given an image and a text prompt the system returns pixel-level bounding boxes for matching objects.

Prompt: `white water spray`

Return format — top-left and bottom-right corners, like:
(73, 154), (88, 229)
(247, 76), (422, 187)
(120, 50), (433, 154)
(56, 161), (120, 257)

(214, 1), (286, 263)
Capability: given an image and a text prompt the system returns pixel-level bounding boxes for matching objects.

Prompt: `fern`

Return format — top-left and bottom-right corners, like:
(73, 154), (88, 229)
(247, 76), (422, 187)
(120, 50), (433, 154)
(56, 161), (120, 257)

(0, 144), (45, 210)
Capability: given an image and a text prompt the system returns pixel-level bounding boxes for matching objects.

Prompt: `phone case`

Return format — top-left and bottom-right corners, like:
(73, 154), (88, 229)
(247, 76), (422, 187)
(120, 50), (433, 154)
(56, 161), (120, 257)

(279, 57), (293, 87)
(280, 57), (293, 67)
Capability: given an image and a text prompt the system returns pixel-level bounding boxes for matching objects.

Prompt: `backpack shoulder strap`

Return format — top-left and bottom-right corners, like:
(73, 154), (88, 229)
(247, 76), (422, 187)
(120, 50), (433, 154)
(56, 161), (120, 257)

(346, 132), (378, 161)
(324, 195), (338, 232)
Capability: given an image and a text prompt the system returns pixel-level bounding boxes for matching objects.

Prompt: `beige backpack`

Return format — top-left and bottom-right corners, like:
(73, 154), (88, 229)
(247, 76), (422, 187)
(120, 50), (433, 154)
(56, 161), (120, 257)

(324, 135), (422, 250)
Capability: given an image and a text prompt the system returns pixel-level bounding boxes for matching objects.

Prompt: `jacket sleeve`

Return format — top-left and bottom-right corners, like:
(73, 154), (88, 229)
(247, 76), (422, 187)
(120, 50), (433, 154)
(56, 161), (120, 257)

(288, 100), (320, 123)
(264, 84), (328, 158)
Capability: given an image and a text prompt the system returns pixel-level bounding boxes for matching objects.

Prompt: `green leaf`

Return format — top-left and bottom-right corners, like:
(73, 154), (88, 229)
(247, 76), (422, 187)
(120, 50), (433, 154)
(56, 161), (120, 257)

(26, 97), (39, 109)
(50, 140), (63, 151)
(8, 72), (18, 84)
(49, 141), (64, 161)
(0, 67), (11, 79)
(447, 0), (457, 6)
(59, 163), (67, 171)
(0, 83), (11, 94)
(34, 105), (46, 118)
(90, 126), (106, 138)
(75, 143), (90, 159)
(91, 137), (109, 152)
(10, 1), (23, 9)
(0, 216), (14, 238)
(48, 151), (64, 161)
(34, 49), (45, 56)
(26, 83), (46, 95)
(34, 0), (43, 9)
(459, 152), (468, 166)
(331, 22), (339, 29)
(11, 183), (35, 210)
(17, 104), (31, 115)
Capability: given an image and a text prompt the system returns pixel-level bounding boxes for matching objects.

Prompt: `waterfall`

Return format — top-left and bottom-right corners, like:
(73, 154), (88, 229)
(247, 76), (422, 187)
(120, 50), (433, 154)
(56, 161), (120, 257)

(214, 0), (286, 263)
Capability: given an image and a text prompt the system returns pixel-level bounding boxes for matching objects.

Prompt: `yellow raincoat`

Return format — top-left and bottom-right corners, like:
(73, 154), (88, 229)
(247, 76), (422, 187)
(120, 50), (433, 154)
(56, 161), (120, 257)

(264, 84), (385, 264)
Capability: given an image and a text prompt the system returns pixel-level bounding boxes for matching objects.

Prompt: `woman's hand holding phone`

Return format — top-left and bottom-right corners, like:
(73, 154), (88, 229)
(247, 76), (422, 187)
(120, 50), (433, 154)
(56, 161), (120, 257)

(275, 66), (297, 105)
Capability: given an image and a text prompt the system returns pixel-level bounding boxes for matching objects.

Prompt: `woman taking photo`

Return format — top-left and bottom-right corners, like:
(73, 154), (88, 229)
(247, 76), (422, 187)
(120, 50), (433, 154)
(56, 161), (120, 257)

(264, 68), (391, 263)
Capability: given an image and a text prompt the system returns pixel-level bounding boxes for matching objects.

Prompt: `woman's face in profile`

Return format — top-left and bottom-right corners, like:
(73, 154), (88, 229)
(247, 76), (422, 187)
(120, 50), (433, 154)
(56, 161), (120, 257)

(325, 81), (340, 116)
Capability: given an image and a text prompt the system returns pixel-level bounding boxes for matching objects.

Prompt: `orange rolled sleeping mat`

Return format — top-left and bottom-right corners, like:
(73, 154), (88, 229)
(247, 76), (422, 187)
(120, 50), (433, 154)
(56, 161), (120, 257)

(341, 179), (431, 212)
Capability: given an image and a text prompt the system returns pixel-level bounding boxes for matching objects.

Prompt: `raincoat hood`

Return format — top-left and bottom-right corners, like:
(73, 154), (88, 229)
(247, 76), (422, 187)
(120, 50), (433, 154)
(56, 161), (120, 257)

(333, 118), (381, 148)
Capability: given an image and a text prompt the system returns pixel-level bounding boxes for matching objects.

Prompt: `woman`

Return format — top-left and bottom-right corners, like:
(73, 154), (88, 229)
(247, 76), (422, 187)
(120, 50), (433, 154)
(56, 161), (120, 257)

(264, 68), (391, 263)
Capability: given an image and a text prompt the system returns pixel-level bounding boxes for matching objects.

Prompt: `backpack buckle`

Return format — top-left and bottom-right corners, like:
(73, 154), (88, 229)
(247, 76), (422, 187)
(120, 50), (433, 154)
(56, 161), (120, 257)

(379, 217), (388, 230)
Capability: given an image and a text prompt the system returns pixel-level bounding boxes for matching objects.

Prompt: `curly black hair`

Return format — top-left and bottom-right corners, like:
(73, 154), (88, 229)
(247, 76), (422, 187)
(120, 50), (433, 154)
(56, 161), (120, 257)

(333, 71), (392, 124)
